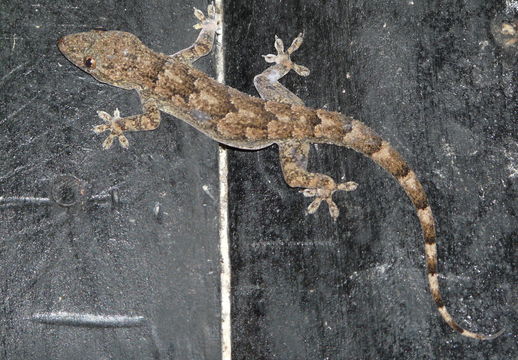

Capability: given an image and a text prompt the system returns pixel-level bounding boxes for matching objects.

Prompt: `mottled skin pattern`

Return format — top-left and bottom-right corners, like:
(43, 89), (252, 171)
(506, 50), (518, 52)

(57, 5), (501, 340)
(491, 19), (518, 48)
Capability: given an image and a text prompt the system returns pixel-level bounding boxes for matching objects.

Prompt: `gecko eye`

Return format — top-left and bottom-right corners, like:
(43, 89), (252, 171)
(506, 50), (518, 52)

(83, 57), (96, 69)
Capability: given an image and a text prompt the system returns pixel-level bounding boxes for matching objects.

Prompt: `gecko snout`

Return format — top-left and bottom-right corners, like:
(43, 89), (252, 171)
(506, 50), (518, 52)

(56, 36), (64, 50)
(56, 34), (90, 69)
(57, 36), (71, 55)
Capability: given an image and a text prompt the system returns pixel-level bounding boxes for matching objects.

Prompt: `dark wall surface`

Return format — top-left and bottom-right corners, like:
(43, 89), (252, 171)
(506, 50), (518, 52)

(1, 1), (221, 359)
(225, 1), (516, 360)
(1, 0), (516, 359)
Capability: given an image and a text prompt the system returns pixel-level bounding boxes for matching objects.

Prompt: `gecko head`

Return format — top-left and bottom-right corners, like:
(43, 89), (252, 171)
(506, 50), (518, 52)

(58, 30), (165, 90)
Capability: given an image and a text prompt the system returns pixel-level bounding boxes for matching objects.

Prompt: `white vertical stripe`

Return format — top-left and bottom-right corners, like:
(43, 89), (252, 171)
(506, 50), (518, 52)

(215, 1), (231, 359)
(219, 145), (231, 360)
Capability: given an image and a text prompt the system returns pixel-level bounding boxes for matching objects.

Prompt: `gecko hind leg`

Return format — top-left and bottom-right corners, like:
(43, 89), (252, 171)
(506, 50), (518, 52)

(279, 142), (358, 220)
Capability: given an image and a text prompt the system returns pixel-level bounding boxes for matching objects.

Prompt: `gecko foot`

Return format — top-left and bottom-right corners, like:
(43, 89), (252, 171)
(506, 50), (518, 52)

(263, 33), (310, 77)
(301, 181), (358, 220)
(193, 2), (220, 33)
(93, 108), (129, 149)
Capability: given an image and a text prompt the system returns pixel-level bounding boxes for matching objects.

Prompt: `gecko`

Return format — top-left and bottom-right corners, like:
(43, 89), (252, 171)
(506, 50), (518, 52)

(57, 4), (502, 340)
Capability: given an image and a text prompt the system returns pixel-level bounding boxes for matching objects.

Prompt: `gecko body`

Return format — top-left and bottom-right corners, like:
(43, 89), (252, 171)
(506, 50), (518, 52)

(57, 5), (501, 340)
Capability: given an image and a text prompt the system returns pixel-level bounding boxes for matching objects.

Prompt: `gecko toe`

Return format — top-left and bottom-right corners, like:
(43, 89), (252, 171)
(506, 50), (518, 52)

(306, 197), (323, 215)
(325, 199), (340, 220)
(118, 134), (129, 149)
(286, 33), (305, 55)
(207, 2), (216, 17)
(263, 34), (310, 77)
(303, 192), (339, 220)
(337, 181), (359, 192)
(193, 2), (220, 31)
(93, 124), (110, 134)
(94, 109), (128, 148)
(102, 134), (116, 149)
(301, 181), (358, 219)
(193, 7), (206, 23)
(97, 110), (112, 123)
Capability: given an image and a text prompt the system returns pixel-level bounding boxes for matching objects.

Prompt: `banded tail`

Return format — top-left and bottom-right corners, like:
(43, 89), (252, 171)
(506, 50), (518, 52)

(341, 118), (502, 340)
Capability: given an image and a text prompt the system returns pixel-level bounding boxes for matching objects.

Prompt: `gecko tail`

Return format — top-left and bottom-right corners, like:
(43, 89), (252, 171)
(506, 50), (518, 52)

(435, 301), (505, 340)
(427, 243), (504, 340)
(339, 118), (503, 340)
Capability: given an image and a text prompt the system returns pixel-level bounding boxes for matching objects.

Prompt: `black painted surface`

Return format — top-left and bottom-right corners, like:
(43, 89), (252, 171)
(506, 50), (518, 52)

(225, 1), (516, 359)
(1, 1), (220, 359)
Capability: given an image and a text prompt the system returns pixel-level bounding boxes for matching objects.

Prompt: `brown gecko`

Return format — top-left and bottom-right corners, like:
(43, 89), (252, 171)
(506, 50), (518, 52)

(57, 4), (502, 340)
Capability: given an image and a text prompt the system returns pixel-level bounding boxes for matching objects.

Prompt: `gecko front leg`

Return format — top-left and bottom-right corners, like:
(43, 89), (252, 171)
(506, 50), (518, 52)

(254, 33), (309, 105)
(170, 3), (220, 64)
(255, 34), (357, 219)
(90, 5), (219, 149)
(93, 94), (160, 149)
